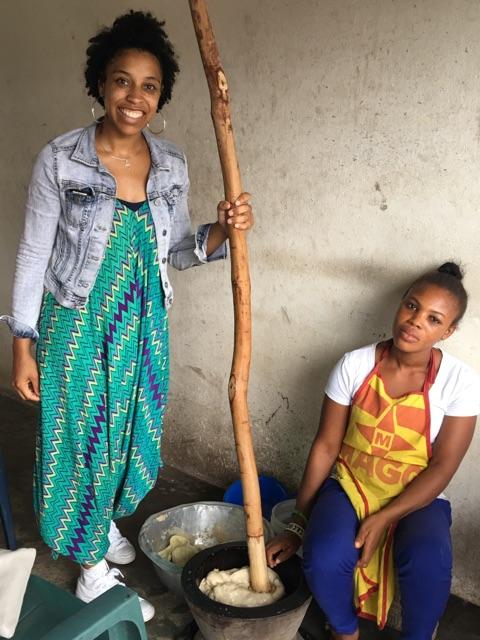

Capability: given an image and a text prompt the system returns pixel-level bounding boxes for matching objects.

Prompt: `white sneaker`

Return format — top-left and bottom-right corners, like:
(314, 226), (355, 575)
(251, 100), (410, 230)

(76, 560), (155, 622)
(105, 520), (136, 564)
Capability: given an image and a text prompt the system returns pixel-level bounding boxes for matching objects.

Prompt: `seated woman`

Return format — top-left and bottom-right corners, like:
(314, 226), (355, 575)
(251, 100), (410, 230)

(266, 262), (480, 640)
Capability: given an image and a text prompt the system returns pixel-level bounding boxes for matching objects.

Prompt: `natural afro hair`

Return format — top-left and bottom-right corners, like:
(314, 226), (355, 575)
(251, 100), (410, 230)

(85, 10), (179, 111)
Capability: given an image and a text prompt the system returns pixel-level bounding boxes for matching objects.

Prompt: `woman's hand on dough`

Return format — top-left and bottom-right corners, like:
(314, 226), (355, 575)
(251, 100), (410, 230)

(354, 511), (389, 568)
(217, 192), (254, 232)
(12, 345), (40, 402)
(266, 532), (301, 568)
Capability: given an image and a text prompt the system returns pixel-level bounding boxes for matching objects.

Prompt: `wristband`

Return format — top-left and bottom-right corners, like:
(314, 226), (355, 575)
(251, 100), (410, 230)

(285, 521), (305, 540)
(292, 509), (308, 525)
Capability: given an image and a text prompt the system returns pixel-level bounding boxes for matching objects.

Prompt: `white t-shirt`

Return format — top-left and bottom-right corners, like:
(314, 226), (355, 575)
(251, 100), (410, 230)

(325, 343), (480, 444)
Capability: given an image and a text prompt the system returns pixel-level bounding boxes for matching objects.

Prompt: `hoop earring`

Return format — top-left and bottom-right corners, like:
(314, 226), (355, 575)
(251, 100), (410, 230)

(147, 112), (166, 135)
(91, 99), (104, 124)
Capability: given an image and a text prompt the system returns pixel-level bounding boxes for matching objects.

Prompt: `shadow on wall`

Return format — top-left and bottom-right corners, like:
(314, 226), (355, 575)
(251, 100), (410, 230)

(254, 247), (430, 290)
(251, 271), (411, 488)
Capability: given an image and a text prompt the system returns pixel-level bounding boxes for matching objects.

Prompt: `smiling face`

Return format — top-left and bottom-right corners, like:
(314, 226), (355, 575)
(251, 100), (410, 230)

(392, 283), (460, 352)
(99, 48), (163, 135)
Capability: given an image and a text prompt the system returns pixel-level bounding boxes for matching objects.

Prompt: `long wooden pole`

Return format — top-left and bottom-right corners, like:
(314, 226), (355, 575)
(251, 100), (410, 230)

(189, 0), (270, 593)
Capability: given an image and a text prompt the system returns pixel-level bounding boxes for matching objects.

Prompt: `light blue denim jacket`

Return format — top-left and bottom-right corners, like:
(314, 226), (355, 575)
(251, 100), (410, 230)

(1, 124), (227, 340)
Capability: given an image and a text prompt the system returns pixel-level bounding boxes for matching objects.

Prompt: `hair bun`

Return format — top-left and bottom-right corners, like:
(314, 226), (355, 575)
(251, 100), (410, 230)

(437, 261), (464, 280)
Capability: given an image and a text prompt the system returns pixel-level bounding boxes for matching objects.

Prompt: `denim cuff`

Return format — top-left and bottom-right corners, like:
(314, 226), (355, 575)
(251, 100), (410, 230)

(0, 315), (39, 341)
(194, 223), (228, 264)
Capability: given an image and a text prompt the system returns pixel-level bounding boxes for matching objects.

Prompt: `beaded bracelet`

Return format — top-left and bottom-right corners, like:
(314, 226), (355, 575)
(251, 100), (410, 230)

(292, 509), (308, 525)
(285, 521), (305, 540)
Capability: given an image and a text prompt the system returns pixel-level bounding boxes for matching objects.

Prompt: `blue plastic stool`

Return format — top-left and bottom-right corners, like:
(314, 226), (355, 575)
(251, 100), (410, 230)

(0, 450), (17, 550)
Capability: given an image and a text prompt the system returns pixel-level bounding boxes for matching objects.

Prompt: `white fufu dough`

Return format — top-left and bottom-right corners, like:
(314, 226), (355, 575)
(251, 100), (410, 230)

(199, 566), (285, 607)
(158, 534), (200, 567)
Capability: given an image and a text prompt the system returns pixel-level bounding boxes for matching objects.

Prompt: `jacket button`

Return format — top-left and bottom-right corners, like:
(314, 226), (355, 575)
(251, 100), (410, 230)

(79, 281), (88, 288)
(162, 229), (167, 236)
(164, 282), (169, 288)
(162, 257), (167, 264)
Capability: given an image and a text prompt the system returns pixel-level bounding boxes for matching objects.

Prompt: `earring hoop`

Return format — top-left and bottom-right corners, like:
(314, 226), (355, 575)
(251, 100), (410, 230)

(91, 99), (104, 124)
(147, 112), (166, 135)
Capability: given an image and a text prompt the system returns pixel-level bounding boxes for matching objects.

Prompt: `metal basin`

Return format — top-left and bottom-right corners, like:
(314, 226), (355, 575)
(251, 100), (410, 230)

(139, 501), (274, 597)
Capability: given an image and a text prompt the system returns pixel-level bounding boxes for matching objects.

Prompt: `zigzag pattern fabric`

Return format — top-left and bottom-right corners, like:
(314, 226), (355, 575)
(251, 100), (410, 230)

(35, 200), (169, 565)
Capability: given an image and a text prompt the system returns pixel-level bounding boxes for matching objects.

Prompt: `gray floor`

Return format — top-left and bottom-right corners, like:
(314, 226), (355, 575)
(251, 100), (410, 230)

(1, 392), (479, 639)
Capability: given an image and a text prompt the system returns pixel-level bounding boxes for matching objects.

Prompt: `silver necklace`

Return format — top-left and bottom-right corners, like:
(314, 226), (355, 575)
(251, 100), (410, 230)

(100, 144), (133, 168)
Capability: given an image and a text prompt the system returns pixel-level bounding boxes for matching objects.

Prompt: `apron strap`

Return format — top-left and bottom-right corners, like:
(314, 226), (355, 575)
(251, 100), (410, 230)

(424, 347), (441, 389)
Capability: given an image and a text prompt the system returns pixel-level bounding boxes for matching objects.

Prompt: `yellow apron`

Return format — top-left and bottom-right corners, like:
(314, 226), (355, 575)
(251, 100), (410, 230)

(336, 342), (438, 628)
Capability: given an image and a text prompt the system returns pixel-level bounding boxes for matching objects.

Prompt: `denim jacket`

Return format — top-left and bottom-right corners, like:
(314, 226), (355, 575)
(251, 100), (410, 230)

(1, 124), (227, 340)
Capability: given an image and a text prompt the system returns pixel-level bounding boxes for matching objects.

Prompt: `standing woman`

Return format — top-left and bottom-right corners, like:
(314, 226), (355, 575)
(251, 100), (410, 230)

(267, 263), (480, 640)
(1, 11), (252, 621)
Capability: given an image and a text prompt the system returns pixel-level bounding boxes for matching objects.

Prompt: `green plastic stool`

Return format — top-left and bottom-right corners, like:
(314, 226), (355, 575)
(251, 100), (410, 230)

(2, 575), (147, 640)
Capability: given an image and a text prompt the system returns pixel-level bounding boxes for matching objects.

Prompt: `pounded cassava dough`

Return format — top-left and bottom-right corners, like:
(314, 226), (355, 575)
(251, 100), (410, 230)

(158, 534), (200, 567)
(199, 566), (285, 607)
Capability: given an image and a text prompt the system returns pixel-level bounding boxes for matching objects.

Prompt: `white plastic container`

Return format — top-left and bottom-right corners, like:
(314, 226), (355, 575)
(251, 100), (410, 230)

(270, 498), (296, 535)
(270, 498), (303, 558)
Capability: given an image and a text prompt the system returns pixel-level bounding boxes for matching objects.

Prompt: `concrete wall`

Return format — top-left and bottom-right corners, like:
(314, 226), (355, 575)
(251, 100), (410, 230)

(1, 0), (480, 603)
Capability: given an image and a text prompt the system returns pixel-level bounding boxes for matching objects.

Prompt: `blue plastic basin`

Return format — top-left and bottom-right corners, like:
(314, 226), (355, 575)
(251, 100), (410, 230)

(223, 475), (289, 519)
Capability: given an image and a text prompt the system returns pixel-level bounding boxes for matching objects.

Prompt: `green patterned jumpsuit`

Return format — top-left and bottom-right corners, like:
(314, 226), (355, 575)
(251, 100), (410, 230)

(35, 199), (169, 565)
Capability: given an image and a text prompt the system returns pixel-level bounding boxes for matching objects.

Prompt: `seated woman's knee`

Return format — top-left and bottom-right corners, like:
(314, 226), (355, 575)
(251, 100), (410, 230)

(396, 534), (452, 576)
(304, 536), (358, 577)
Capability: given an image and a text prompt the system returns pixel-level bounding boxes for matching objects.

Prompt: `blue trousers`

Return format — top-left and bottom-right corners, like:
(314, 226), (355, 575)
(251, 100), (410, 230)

(302, 479), (452, 640)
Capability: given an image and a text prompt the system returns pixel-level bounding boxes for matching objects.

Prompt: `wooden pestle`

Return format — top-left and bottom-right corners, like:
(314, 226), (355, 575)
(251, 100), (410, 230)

(188, 0), (270, 593)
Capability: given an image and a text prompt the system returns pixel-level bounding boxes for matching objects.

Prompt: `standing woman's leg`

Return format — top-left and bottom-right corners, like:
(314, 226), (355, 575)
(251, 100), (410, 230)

(303, 479), (360, 637)
(394, 499), (452, 640)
